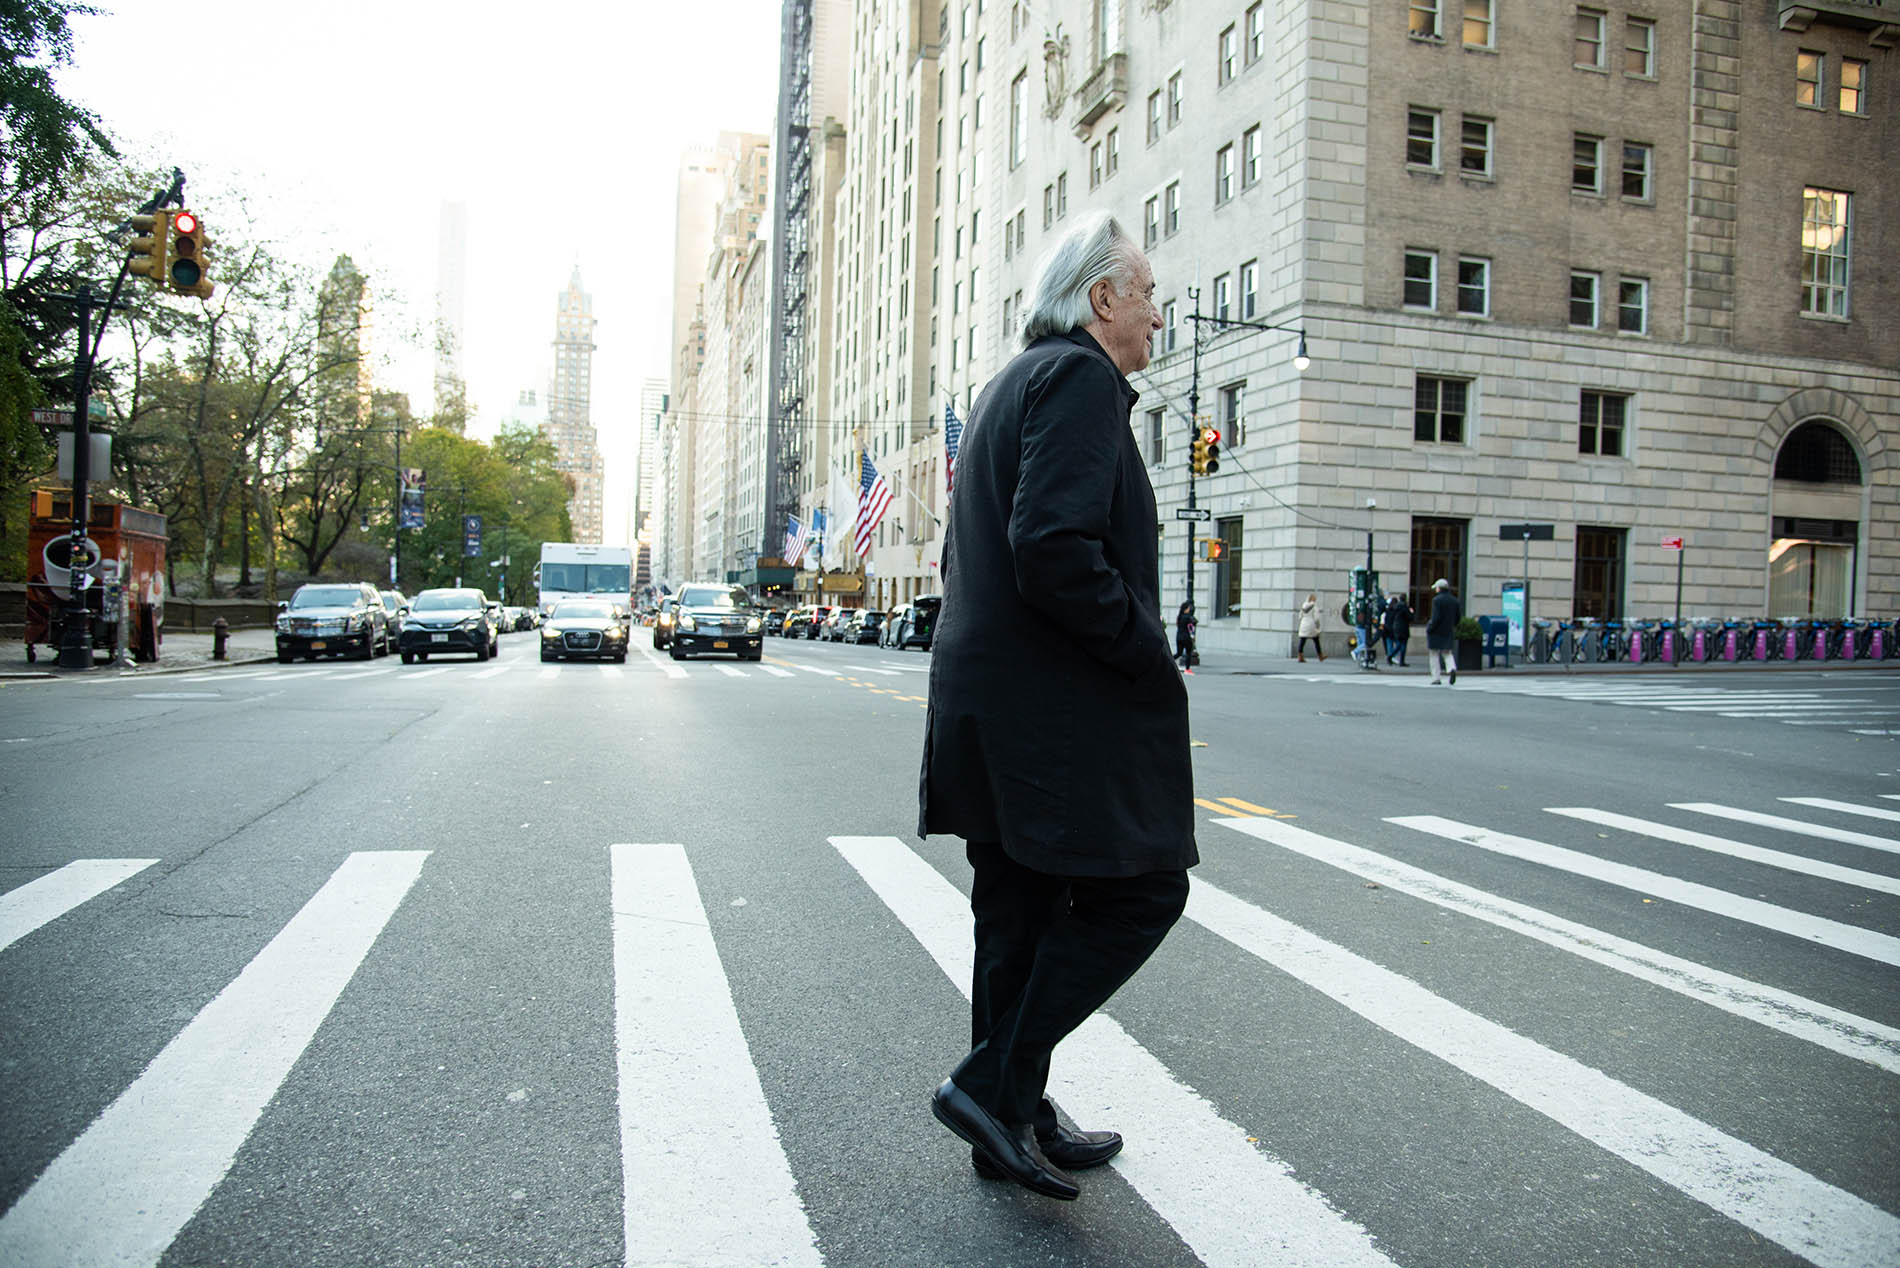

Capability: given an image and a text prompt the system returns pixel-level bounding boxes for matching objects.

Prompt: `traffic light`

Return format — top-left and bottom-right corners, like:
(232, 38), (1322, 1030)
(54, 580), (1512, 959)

(1198, 537), (1227, 562)
(165, 209), (213, 297)
(127, 212), (170, 286)
(1189, 433), (1209, 476)
(1200, 426), (1221, 476)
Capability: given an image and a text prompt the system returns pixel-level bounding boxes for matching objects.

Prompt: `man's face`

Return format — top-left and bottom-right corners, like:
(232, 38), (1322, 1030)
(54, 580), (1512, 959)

(1096, 251), (1162, 376)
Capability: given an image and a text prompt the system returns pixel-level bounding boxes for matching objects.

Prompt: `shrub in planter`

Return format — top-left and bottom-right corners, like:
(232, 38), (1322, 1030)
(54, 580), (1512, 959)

(1454, 616), (1483, 671)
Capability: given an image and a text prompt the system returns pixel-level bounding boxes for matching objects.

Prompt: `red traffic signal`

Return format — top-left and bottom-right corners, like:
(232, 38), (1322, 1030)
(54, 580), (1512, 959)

(165, 209), (212, 296)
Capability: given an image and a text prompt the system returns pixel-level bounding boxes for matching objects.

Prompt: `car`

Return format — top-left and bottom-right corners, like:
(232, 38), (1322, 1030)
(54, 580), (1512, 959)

(818, 608), (856, 641)
(503, 605), (536, 632)
(539, 598), (630, 662)
(893, 594), (942, 650)
(652, 596), (678, 649)
(881, 603), (912, 649)
(843, 609), (885, 644)
(485, 600), (507, 639)
(781, 606), (815, 639)
(275, 582), (390, 662)
(762, 609), (787, 636)
(398, 587), (498, 662)
(380, 589), (410, 641)
(804, 604), (836, 640)
(668, 582), (764, 661)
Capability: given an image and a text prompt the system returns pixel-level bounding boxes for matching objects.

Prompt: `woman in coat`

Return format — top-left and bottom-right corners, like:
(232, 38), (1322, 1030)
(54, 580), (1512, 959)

(1175, 601), (1197, 671)
(1296, 593), (1325, 662)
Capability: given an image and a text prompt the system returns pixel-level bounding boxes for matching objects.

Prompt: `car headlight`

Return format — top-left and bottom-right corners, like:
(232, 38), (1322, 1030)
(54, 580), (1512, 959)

(343, 614), (363, 631)
(746, 616), (762, 633)
(678, 614), (696, 632)
(605, 625), (627, 639)
(275, 616), (292, 633)
(542, 627), (561, 639)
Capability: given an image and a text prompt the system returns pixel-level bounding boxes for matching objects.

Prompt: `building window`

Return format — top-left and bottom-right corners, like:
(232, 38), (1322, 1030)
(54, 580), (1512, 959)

(1415, 376), (1468, 444)
(1624, 18), (1654, 77)
(1408, 518), (1468, 620)
(1621, 142), (1651, 200)
(1219, 24), (1239, 84)
(1164, 180), (1180, 235)
(1090, 142), (1104, 189)
(1403, 249), (1437, 309)
(1575, 8), (1607, 69)
(1009, 72), (1027, 167)
(1407, 107), (1440, 168)
(1239, 259), (1258, 318)
(1617, 276), (1649, 333)
(1797, 51), (1824, 106)
(1463, 0), (1493, 48)
(1215, 144), (1235, 203)
(1106, 127), (1120, 176)
(1167, 71), (1183, 127)
(1801, 187), (1851, 318)
(1042, 183), (1054, 228)
(1245, 3), (1264, 62)
(1241, 125), (1261, 186)
(1456, 257), (1490, 317)
(1147, 90), (1162, 144)
(1144, 195), (1160, 248)
(1147, 407), (1166, 464)
(1840, 59), (1867, 114)
(1579, 391), (1627, 456)
(1214, 272), (1232, 321)
(1460, 116), (1492, 177)
(1056, 171), (1068, 217)
(1572, 134), (1603, 193)
(1219, 381), (1245, 448)
(1569, 270), (1599, 328)
(1215, 516), (1243, 617)
(1163, 299), (1178, 352)
(1410, 0), (1439, 39)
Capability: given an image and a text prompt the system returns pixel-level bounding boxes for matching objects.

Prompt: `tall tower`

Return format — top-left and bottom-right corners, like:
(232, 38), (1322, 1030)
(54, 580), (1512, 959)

(543, 267), (603, 543)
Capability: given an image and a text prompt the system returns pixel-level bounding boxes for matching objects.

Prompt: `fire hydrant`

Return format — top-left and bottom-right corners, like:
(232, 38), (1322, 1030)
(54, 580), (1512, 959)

(212, 616), (229, 661)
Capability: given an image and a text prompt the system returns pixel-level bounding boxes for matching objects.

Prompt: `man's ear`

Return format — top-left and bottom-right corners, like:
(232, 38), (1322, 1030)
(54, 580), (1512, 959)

(1089, 278), (1115, 320)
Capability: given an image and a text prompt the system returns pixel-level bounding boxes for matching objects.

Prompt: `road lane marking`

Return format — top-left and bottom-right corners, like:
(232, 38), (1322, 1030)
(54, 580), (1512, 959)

(636, 648), (687, 679)
(539, 666), (560, 679)
(400, 667), (451, 679)
(1185, 873), (1900, 1268)
(0, 859), (158, 953)
(1393, 816), (1900, 967)
(1217, 816), (1900, 1074)
(1671, 804), (1900, 854)
(1547, 808), (1900, 897)
(759, 665), (795, 678)
(1783, 797), (1900, 824)
(332, 666), (398, 679)
(599, 664), (624, 679)
(842, 664), (902, 676)
(830, 835), (1394, 1268)
(786, 662), (839, 677)
(471, 665), (511, 679)
(0, 850), (429, 1268)
(713, 665), (747, 677)
(610, 844), (821, 1267)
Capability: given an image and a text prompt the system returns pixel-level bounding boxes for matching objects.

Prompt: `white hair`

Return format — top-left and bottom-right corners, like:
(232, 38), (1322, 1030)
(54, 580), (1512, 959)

(1019, 212), (1140, 345)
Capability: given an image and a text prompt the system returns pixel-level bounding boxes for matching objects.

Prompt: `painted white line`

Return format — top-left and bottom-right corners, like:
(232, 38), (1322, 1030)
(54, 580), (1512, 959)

(599, 664), (624, 679)
(0, 859), (158, 953)
(759, 665), (795, 678)
(610, 844), (821, 1267)
(250, 670), (335, 682)
(830, 835), (1392, 1268)
(470, 665), (511, 680)
(332, 666), (398, 679)
(1547, 808), (1900, 897)
(787, 662), (839, 677)
(1662, 703), (1873, 713)
(637, 648), (687, 679)
(1670, 803), (1900, 855)
(1392, 816), (1900, 967)
(713, 665), (746, 678)
(1217, 818), (1900, 1074)
(842, 664), (902, 676)
(400, 666), (451, 679)
(0, 850), (428, 1268)
(539, 665), (560, 679)
(1185, 874), (1900, 1268)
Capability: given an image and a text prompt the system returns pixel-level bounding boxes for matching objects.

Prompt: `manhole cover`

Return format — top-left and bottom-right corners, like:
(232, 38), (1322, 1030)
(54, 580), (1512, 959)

(1320, 709), (1375, 717)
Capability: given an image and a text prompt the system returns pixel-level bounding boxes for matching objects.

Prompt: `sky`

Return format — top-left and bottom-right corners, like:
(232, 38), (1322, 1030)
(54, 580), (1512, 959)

(57, 0), (786, 545)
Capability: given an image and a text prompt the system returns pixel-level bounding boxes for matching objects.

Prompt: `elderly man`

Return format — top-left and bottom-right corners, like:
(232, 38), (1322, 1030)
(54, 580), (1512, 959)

(919, 212), (1196, 1201)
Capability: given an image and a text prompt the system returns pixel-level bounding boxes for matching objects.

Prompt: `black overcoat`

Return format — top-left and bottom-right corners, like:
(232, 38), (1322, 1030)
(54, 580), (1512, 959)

(918, 329), (1197, 878)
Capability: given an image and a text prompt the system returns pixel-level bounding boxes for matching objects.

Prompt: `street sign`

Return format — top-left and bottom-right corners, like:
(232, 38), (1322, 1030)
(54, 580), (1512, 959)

(1174, 507), (1212, 522)
(30, 408), (66, 428)
(1661, 536), (1684, 550)
(1498, 523), (1555, 541)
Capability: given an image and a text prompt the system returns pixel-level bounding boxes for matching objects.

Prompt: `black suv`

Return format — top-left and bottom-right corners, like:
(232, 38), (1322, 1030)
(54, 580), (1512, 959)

(276, 582), (390, 662)
(669, 583), (764, 661)
(399, 588), (498, 662)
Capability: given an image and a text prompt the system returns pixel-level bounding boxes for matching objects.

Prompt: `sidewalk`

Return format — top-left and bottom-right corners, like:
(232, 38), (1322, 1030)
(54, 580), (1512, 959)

(1181, 646), (1897, 678)
(0, 627), (279, 680)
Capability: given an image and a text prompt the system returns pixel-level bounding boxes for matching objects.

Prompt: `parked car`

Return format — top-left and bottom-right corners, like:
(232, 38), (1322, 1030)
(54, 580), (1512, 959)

(843, 609), (885, 644)
(399, 587), (498, 662)
(668, 583), (764, 661)
(781, 606), (816, 639)
(539, 599), (630, 662)
(893, 594), (942, 650)
(814, 608), (847, 641)
(652, 596), (678, 649)
(275, 582), (390, 662)
(881, 602), (912, 648)
(380, 589), (409, 641)
(804, 604), (836, 640)
(762, 609), (787, 636)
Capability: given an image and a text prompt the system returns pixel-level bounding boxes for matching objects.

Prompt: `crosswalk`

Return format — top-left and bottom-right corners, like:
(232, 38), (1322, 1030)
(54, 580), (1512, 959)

(1296, 671), (1900, 734)
(162, 655), (930, 687)
(2, 795), (1894, 1266)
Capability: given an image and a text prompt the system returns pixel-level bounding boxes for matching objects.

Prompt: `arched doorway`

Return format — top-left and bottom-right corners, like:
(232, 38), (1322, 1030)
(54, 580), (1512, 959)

(1768, 420), (1864, 618)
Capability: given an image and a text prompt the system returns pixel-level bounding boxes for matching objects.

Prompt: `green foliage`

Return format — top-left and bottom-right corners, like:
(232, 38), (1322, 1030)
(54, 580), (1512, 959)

(0, 0), (118, 190)
(392, 424), (571, 603)
(1455, 616), (1482, 641)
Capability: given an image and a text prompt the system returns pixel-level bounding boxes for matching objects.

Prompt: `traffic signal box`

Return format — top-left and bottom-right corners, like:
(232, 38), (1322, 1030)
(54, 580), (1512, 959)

(166, 210), (213, 298)
(127, 212), (170, 285)
(1189, 426), (1222, 476)
(1198, 537), (1227, 562)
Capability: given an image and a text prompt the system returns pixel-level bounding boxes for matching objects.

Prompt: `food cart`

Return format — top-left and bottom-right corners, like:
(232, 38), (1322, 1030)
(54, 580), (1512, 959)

(25, 489), (168, 665)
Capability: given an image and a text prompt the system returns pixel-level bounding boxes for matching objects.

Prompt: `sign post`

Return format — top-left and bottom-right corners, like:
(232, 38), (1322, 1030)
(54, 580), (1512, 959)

(1497, 524), (1554, 652)
(1662, 536), (1685, 667)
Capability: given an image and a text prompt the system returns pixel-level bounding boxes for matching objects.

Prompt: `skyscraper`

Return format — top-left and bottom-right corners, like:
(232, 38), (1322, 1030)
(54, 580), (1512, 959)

(542, 267), (603, 543)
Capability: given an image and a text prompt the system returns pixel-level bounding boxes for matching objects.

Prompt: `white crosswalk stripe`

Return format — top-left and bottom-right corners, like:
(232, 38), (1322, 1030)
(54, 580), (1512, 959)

(0, 859), (156, 953)
(1670, 802), (1900, 854)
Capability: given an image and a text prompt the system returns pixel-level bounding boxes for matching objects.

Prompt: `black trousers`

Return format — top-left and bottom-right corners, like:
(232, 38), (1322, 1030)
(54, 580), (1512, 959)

(954, 841), (1190, 1128)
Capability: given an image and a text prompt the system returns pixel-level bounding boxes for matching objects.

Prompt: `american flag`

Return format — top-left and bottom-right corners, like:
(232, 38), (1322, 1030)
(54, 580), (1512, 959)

(783, 514), (811, 567)
(854, 451), (893, 557)
(943, 402), (963, 498)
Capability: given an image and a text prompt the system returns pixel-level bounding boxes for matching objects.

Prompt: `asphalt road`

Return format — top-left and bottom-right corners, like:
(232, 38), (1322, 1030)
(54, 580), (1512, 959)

(1, 631), (1895, 1268)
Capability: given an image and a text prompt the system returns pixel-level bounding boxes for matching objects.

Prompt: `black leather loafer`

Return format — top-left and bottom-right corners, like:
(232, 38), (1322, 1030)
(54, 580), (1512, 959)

(932, 1079), (1080, 1200)
(973, 1122), (1122, 1177)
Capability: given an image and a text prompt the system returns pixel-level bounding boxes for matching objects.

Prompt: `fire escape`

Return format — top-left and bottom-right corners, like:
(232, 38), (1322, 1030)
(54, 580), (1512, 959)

(768, 0), (813, 565)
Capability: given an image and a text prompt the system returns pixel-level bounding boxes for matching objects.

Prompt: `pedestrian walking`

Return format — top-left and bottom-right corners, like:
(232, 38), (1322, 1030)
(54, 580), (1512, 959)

(1425, 578), (1462, 684)
(1382, 590), (1412, 667)
(918, 211), (1194, 1202)
(1296, 593), (1325, 662)
(1175, 600), (1197, 672)
(1350, 585), (1383, 670)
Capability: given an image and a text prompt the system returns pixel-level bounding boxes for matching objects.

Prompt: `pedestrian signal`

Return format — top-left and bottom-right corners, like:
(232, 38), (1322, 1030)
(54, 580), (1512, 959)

(127, 212), (169, 286)
(1199, 537), (1227, 562)
(166, 210), (213, 297)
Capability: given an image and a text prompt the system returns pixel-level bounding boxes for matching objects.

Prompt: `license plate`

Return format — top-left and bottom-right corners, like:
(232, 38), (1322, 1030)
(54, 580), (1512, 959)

(431, 633), (448, 643)
(310, 640), (327, 650)
(712, 640), (728, 649)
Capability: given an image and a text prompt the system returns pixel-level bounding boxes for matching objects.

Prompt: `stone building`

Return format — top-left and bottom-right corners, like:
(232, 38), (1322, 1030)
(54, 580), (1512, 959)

(542, 267), (603, 544)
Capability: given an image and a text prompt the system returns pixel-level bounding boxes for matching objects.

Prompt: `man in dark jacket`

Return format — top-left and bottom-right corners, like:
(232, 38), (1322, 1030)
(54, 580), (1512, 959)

(1425, 578), (1462, 684)
(919, 212), (1194, 1202)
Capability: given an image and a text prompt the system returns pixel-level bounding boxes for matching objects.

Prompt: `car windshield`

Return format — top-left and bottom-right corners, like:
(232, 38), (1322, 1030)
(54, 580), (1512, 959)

(679, 586), (747, 609)
(380, 593), (402, 610)
(412, 590), (483, 611)
(862, 612), (883, 625)
(539, 562), (631, 595)
(553, 601), (615, 619)
(290, 586), (363, 609)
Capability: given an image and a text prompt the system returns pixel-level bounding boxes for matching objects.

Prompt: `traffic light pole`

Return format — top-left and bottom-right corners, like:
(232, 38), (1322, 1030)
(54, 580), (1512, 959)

(1184, 287), (1202, 613)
